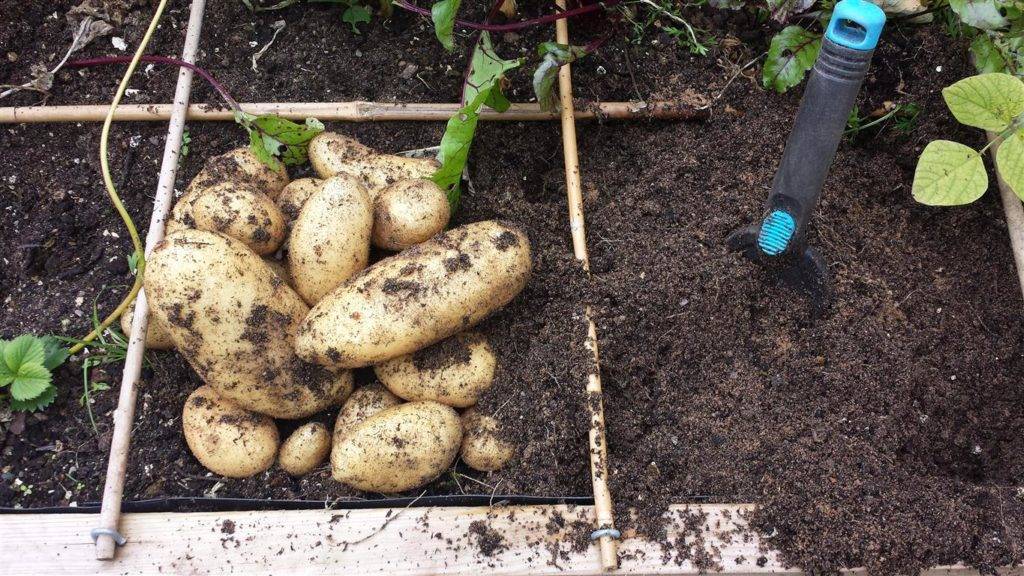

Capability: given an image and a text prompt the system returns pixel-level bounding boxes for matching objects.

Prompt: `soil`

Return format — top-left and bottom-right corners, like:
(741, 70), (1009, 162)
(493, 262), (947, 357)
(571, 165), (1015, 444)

(2, 0), (1023, 574)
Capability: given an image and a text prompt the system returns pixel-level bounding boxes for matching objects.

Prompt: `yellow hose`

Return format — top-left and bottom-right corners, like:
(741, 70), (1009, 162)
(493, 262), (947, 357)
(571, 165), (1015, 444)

(68, 0), (169, 355)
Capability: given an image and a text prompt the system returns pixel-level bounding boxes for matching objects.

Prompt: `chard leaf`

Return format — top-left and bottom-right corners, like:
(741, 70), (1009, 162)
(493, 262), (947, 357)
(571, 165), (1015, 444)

(237, 112), (325, 170)
(342, 4), (372, 32)
(533, 43), (590, 112)
(913, 140), (989, 205)
(431, 0), (462, 51)
(763, 26), (821, 93)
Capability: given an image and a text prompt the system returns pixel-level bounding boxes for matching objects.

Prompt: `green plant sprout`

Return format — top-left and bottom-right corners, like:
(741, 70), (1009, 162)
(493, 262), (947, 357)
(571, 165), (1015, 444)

(0, 335), (68, 412)
(912, 73), (1024, 206)
(180, 128), (192, 159)
(845, 102), (920, 136)
(240, 0), (391, 33)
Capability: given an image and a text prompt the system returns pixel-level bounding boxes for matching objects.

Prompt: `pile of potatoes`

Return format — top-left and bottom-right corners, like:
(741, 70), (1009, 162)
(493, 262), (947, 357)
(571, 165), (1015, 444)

(129, 133), (531, 493)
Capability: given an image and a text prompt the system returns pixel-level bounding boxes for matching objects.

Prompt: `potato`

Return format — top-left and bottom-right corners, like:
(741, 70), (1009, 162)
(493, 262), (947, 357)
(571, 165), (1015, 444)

(183, 386), (279, 478)
(145, 229), (353, 418)
(372, 179), (450, 251)
(278, 422), (331, 476)
(277, 177), (323, 223)
(331, 401), (461, 493)
(460, 408), (514, 472)
(120, 299), (174, 350)
(263, 257), (292, 286)
(308, 132), (439, 193)
(296, 220), (531, 369)
(333, 383), (403, 442)
(374, 332), (494, 408)
(189, 182), (287, 255)
(169, 147), (290, 235)
(287, 176), (373, 304)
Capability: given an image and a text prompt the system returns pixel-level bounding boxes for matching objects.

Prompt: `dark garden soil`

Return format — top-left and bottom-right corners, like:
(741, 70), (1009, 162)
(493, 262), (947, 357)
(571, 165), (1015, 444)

(2, 0), (1024, 574)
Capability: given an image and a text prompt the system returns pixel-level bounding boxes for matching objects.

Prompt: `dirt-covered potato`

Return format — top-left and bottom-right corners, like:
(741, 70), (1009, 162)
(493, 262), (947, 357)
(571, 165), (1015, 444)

(374, 332), (495, 408)
(278, 422), (331, 476)
(331, 401), (461, 493)
(296, 220), (531, 369)
(333, 383), (403, 442)
(263, 257), (292, 286)
(460, 408), (514, 472)
(120, 299), (174, 350)
(189, 182), (286, 255)
(145, 229), (353, 418)
(183, 386), (279, 478)
(308, 132), (439, 193)
(287, 176), (373, 304)
(372, 179), (450, 251)
(168, 147), (290, 236)
(277, 177), (323, 223)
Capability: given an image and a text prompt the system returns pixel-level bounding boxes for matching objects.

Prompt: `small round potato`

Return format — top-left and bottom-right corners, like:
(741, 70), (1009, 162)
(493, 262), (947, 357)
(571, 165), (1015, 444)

(183, 386), (279, 478)
(460, 408), (514, 472)
(374, 332), (495, 408)
(120, 299), (174, 350)
(308, 132), (439, 193)
(331, 401), (461, 493)
(189, 182), (287, 255)
(287, 176), (373, 305)
(277, 177), (324, 223)
(333, 383), (404, 442)
(372, 179), (450, 251)
(279, 422), (331, 476)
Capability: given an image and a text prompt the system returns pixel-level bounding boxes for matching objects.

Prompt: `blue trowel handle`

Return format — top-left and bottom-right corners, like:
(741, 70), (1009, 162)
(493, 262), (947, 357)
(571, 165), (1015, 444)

(756, 0), (886, 257)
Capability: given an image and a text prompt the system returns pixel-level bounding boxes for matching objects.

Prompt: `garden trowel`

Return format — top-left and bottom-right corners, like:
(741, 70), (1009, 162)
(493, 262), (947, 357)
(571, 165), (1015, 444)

(727, 0), (886, 311)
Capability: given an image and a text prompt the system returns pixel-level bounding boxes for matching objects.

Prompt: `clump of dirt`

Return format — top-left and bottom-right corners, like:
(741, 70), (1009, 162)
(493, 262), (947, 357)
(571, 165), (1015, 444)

(469, 519), (508, 557)
(412, 335), (473, 371)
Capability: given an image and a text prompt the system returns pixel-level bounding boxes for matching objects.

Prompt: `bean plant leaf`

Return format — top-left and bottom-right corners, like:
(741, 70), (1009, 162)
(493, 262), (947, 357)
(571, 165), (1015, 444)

(533, 42), (589, 112)
(763, 26), (822, 93)
(942, 73), (1024, 131)
(237, 112), (325, 170)
(996, 130), (1024, 200)
(431, 0), (462, 51)
(433, 32), (523, 208)
(342, 4), (372, 32)
(949, 0), (1009, 30)
(971, 34), (1010, 73)
(9, 383), (57, 412)
(913, 140), (989, 205)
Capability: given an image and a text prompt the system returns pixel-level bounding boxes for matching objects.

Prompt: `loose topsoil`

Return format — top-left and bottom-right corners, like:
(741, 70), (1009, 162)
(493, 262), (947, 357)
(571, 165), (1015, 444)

(2, 1), (1024, 574)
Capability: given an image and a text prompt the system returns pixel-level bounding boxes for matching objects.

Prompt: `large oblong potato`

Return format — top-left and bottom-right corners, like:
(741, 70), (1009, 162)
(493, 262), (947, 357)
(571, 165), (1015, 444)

(287, 176), (373, 305)
(279, 422), (331, 476)
(168, 147), (290, 235)
(277, 177), (323, 223)
(308, 132), (439, 193)
(374, 332), (495, 408)
(120, 299), (174, 350)
(189, 182), (287, 255)
(372, 179), (450, 251)
(183, 386), (279, 478)
(333, 383), (403, 442)
(145, 229), (353, 418)
(332, 401), (461, 493)
(460, 408), (514, 472)
(296, 220), (531, 369)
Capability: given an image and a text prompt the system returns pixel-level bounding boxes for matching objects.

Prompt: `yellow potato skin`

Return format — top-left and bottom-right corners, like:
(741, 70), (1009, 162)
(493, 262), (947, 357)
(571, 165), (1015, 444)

(460, 408), (514, 472)
(183, 386), (279, 478)
(374, 332), (495, 408)
(287, 176), (373, 305)
(189, 182), (287, 255)
(279, 422), (331, 476)
(372, 179), (450, 251)
(296, 220), (531, 369)
(277, 177), (324, 223)
(308, 132), (439, 193)
(120, 299), (175, 350)
(145, 229), (353, 418)
(332, 401), (461, 493)
(333, 383), (403, 442)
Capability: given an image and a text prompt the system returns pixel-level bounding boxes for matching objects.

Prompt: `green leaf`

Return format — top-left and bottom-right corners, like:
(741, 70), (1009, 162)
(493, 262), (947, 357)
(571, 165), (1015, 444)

(4, 335), (45, 374)
(913, 140), (989, 205)
(971, 34), (1009, 73)
(431, 0), (462, 51)
(949, 0), (1008, 30)
(942, 73), (1024, 131)
(10, 384), (56, 412)
(462, 33), (523, 105)
(40, 336), (69, 371)
(342, 4), (372, 33)
(996, 130), (1024, 200)
(533, 43), (590, 112)
(763, 26), (822, 93)
(237, 112), (325, 170)
(10, 363), (51, 401)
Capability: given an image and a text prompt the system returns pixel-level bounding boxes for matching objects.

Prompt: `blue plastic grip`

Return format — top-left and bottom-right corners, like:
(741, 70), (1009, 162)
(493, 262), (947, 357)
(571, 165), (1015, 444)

(758, 210), (796, 256)
(826, 0), (886, 51)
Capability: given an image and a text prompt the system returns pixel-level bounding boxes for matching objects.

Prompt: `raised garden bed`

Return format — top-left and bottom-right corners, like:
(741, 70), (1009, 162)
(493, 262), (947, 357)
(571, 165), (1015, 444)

(2, 0), (1024, 574)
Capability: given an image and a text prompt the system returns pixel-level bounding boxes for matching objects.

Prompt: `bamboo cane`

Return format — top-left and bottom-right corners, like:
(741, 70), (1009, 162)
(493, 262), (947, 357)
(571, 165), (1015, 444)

(554, 4), (619, 571)
(93, 0), (207, 560)
(989, 132), (1024, 305)
(0, 100), (707, 123)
